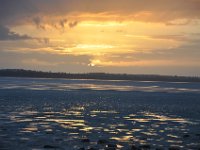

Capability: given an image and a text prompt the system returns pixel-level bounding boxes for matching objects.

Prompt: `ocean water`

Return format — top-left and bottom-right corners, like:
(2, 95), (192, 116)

(0, 77), (200, 150)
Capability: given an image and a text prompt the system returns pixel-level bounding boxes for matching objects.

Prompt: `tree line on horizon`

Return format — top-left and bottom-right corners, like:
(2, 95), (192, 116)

(0, 69), (200, 82)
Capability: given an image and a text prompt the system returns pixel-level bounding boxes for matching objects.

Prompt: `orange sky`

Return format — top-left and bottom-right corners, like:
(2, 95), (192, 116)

(0, 0), (200, 75)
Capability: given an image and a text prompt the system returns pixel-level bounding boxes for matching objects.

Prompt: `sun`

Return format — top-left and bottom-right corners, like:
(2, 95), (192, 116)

(88, 63), (95, 67)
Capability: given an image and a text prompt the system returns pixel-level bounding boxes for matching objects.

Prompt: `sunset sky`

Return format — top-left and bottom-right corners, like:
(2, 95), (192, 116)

(0, 0), (200, 76)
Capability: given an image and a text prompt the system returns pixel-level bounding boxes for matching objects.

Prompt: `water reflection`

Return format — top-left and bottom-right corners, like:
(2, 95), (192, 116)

(0, 78), (200, 149)
(0, 105), (200, 150)
(1, 77), (200, 93)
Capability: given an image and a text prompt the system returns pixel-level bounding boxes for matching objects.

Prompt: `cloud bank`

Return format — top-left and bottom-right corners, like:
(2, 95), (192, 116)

(1, 0), (200, 26)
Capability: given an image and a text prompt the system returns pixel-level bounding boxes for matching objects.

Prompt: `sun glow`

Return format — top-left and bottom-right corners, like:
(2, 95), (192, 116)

(80, 21), (125, 27)
(76, 44), (114, 49)
(1, 0), (200, 75)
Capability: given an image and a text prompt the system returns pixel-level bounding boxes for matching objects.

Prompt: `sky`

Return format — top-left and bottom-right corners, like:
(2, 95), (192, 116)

(0, 0), (200, 76)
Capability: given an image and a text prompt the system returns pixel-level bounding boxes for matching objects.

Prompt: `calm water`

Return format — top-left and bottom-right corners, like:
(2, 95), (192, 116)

(0, 77), (200, 150)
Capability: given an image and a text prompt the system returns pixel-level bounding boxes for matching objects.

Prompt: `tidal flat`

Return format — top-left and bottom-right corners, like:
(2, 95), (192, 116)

(0, 77), (200, 150)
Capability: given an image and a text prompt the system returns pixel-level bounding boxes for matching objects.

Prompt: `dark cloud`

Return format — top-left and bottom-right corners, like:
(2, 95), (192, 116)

(0, 0), (37, 25)
(0, 25), (50, 43)
(32, 17), (78, 30)
(68, 21), (78, 28)
(33, 17), (46, 30)
(1, 0), (200, 26)
(59, 19), (68, 28)
(0, 25), (32, 41)
(34, 0), (200, 23)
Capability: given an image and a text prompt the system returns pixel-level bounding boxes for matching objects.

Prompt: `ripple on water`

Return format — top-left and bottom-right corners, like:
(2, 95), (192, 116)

(0, 103), (200, 149)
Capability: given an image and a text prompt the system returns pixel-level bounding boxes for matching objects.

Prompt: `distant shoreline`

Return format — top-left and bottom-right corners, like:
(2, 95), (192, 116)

(0, 69), (200, 82)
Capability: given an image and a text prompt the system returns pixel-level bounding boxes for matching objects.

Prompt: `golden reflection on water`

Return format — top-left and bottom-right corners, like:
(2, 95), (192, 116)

(2, 81), (200, 93)
(4, 106), (199, 149)
(2, 81), (200, 94)
(90, 110), (118, 114)
(111, 135), (133, 142)
(21, 127), (38, 133)
(124, 112), (190, 124)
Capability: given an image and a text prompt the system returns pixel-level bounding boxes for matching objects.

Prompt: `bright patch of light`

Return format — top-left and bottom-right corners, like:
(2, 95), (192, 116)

(80, 21), (125, 27)
(76, 44), (114, 49)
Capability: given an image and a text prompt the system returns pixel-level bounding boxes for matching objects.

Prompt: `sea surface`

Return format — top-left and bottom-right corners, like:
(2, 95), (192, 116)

(0, 77), (200, 150)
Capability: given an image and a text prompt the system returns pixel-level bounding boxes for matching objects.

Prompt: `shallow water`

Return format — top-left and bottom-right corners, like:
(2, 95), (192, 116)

(0, 77), (200, 150)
